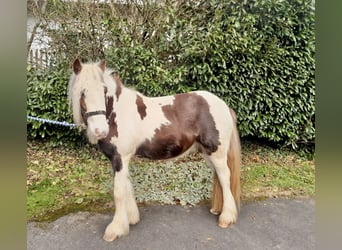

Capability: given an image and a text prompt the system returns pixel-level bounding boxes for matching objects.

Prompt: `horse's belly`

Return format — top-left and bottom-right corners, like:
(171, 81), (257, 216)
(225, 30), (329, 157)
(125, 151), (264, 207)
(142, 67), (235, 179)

(135, 135), (195, 160)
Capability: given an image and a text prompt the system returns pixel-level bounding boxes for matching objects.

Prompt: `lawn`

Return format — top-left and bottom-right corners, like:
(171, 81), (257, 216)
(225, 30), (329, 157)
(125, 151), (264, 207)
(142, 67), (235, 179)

(27, 140), (315, 222)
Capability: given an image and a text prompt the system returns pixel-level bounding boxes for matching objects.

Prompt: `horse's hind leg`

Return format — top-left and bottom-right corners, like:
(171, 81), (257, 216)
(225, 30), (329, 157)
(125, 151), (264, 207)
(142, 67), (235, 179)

(206, 150), (237, 228)
(103, 155), (131, 242)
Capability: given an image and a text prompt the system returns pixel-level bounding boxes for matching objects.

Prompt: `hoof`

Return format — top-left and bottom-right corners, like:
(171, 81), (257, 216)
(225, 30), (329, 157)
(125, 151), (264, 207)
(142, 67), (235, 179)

(218, 220), (234, 228)
(128, 207), (140, 225)
(129, 216), (140, 225)
(210, 208), (220, 215)
(103, 233), (118, 242)
(103, 221), (129, 242)
(218, 211), (237, 228)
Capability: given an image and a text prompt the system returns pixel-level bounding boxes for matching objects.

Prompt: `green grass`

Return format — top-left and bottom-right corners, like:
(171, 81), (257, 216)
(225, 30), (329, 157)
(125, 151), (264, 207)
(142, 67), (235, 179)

(242, 164), (315, 200)
(27, 140), (315, 222)
(240, 142), (315, 199)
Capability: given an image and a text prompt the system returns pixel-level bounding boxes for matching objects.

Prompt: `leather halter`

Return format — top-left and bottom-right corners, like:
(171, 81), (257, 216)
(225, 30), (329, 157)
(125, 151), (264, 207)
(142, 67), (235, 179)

(84, 110), (107, 119)
(80, 88), (107, 126)
(81, 109), (106, 126)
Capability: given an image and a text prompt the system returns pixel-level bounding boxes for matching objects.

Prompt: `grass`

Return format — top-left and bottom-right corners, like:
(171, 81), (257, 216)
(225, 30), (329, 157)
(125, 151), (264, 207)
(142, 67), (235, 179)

(27, 140), (315, 222)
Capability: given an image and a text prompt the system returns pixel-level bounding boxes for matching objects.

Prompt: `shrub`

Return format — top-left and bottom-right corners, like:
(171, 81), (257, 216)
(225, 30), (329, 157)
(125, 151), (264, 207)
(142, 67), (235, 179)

(105, 0), (315, 149)
(27, 63), (85, 146)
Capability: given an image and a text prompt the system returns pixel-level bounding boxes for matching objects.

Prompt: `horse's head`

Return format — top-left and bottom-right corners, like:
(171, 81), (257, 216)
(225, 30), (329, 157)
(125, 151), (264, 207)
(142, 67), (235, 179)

(68, 59), (109, 144)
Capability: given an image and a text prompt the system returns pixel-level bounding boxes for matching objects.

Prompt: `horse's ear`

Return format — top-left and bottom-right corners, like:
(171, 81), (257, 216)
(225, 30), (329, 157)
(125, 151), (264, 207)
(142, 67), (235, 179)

(99, 59), (106, 72)
(111, 71), (123, 87)
(73, 59), (82, 74)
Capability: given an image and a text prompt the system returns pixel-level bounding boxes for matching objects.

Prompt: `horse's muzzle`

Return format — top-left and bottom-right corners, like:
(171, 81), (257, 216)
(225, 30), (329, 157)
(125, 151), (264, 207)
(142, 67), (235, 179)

(94, 127), (108, 139)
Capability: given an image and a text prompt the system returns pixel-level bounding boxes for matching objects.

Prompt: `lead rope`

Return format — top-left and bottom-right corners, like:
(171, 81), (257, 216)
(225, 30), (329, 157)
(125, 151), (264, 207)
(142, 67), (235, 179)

(27, 115), (78, 128)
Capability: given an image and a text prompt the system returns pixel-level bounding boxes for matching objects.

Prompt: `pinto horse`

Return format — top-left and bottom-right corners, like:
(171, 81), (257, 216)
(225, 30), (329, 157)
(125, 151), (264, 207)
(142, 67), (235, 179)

(68, 59), (241, 242)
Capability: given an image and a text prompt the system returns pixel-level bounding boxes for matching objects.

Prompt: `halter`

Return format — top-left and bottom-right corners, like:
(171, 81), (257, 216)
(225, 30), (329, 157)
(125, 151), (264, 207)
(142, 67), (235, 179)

(80, 87), (108, 126)
(81, 109), (107, 126)
(84, 110), (107, 119)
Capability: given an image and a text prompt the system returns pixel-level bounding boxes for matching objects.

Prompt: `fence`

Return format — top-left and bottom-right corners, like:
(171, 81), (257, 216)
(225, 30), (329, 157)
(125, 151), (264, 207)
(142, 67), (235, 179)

(27, 48), (57, 70)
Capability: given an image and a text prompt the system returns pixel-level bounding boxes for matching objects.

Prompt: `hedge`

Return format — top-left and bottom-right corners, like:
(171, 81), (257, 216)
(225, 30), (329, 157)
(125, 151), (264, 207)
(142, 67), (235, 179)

(27, 63), (86, 146)
(27, 0), (315, 150)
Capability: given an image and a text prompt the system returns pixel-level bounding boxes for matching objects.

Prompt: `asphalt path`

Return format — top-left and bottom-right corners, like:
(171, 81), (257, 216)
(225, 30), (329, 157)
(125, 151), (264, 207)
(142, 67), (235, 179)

(27, 198), (314, 250)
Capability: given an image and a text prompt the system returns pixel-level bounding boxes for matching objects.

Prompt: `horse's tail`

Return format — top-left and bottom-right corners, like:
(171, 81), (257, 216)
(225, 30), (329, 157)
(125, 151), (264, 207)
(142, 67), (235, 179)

(211, 108), (241, 213)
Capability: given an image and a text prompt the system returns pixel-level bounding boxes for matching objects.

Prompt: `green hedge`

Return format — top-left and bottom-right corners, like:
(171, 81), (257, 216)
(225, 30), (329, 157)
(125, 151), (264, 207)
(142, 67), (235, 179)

(27, 0), (315, 150)
(27, 63), (85, 146)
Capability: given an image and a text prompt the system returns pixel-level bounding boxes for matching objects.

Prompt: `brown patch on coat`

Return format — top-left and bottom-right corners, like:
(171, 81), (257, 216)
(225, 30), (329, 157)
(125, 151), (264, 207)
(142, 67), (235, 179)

(98, 139), (122, 172)
(135, 93), (220, 160)
(136, 95), (147, 120)
(99, 59), (106, 72)
(112, 73), (123, 101)
(80, 92), (87, 125)
(104, 94), (118, 138)
(106, 95), (113, 119)
(107, 112), (118, 138)
(98, 92), (120, 171)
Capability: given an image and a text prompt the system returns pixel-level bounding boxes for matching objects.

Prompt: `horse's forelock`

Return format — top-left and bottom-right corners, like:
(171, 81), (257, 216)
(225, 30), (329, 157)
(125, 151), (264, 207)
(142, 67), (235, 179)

(68, 61), (126, 126)
(68, 62), (107, 125)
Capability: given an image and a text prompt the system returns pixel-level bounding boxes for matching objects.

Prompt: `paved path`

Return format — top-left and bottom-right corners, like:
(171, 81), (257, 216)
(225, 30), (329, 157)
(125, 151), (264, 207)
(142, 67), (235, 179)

(27, 198), (314, 250)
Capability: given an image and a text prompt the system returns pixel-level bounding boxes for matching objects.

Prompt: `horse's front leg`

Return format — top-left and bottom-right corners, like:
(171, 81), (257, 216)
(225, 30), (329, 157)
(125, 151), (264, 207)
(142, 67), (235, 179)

(126, 174), (140, 225)
(103, 155), (131, 242)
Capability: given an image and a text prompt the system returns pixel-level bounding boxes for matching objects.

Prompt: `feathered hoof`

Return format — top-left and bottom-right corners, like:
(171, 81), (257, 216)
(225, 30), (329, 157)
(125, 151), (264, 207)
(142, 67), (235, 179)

(210, 208), (221, 215)
(129, 214), (140, 225)
(218, 211), (237, 228)
(127, 206), (140, 225)
(218, 220), (235, 228)
(103, 232), (118, 242)
(103, 221), (129, 242)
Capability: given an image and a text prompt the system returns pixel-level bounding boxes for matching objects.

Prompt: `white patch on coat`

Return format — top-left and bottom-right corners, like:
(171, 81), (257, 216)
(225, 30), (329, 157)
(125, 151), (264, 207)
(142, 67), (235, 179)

(106, 91), (174, 156)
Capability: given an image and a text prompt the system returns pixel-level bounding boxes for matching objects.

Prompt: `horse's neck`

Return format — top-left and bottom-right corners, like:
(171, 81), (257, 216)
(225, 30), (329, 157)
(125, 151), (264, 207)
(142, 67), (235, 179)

(114, 84), (145, 103)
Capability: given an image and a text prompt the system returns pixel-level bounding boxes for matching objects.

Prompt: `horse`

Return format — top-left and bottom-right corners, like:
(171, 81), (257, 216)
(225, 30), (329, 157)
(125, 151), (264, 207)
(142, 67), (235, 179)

(68, 59), (241, 242)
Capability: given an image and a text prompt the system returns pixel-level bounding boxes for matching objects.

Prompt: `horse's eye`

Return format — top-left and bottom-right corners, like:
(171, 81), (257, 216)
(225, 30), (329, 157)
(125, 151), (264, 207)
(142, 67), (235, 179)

(80, 93), (87, 111)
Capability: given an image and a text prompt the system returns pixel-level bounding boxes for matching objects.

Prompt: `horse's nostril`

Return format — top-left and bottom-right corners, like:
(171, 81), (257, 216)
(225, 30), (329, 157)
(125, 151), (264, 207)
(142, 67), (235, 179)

(95, 128), (107, 138)
(95, 128), (100, 135)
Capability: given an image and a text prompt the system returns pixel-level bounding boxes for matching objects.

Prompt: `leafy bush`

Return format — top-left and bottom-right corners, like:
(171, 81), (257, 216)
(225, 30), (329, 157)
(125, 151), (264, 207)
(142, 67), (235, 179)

(105, 0), (315, 149)
(27, 0), (315, 150)
(27, 63), (85, 146)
